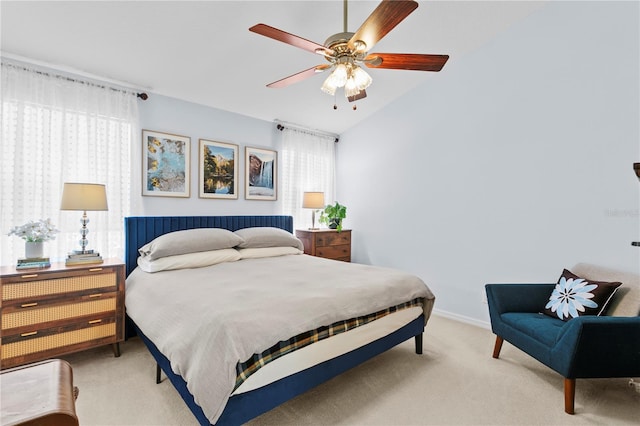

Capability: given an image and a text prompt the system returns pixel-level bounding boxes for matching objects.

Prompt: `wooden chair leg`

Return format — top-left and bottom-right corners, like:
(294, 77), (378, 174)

(564, 378), (575, 414)
(492, 336), (504, 359)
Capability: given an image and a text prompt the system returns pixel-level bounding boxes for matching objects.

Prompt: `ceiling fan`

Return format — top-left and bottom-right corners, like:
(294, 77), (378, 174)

(249, 0), (449, 105)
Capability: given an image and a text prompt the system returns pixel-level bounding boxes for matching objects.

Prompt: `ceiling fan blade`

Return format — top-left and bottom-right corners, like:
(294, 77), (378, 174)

(250, 24), (332, 55)
(348, 0), (418, 52)
(364, 53), (449, 71)
(266, 65), (331, 88)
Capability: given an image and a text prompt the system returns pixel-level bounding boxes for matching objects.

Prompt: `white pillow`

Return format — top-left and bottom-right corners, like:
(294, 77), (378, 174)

(237, 246), (302, 259)
(137, 248), (241, 273)
(138, 228), (244, 260)
(234, 227), (303, 250)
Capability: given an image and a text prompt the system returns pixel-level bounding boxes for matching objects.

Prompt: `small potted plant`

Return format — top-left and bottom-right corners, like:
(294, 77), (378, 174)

(319, 201), (347, 232)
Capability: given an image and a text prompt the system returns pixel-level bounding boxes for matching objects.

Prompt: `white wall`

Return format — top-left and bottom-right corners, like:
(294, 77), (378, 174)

(133, 94), (282, 216)
(337, 1), (640, 326)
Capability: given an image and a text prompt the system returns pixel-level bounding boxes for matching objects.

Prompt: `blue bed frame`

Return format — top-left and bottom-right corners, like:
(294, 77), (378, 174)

(124, 215), (425, 425)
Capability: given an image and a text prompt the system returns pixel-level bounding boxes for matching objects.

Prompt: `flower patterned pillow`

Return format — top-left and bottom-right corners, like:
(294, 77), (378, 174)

(542, 269), (622, 321)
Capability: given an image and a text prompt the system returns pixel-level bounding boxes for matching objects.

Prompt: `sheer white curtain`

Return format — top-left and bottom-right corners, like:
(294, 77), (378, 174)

(1, 61), (139, 265)
(280, 126), (336, 230)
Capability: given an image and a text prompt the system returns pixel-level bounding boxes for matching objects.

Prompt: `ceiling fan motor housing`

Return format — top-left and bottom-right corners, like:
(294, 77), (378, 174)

(324, 32), (355, 49)
(323, 32), (367, 66)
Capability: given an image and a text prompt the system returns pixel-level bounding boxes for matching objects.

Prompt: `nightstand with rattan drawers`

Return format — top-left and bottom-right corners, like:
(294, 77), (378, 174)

(0, 259), (125, 369)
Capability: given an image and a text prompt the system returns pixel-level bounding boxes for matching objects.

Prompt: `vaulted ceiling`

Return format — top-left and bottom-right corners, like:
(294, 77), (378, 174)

(1, 1), (547, 134)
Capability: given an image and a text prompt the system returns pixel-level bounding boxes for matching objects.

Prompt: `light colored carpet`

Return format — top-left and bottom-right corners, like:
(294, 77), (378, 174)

(61, 315), (640, 425)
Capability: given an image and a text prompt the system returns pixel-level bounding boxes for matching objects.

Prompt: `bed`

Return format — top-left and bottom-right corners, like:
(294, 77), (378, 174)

(124, 215), (435, 425)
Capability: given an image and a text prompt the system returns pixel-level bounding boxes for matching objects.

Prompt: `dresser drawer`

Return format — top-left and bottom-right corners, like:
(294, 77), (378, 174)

(2, 320), (116, 361)
(316, 245), (351, 261)
(2, 270), (117, 301)
(316, 232), (351, 247)
(2, 293), (116, 330)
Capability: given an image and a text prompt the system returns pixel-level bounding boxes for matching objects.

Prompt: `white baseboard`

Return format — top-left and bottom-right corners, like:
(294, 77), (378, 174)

(432, 308), (491, 330)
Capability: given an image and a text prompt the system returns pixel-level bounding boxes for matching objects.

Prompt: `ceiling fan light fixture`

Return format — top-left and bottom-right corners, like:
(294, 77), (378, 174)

(344, 76), (360, 98)
(352, 66), (372, 90)
(321, 74), (338, 95)
(329, 63), (348, 87)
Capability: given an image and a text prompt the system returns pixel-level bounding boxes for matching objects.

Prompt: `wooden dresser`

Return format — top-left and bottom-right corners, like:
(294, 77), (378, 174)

(295, 229), (351, 262)
(0, 259), (125, 369)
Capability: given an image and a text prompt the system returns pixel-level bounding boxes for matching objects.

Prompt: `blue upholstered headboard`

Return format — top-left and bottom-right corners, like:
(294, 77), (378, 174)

(124, 215), (294, 277)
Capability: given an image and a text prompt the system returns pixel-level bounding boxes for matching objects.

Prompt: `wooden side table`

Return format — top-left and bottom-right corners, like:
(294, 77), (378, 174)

(0, 259), (125, 369)
(295, 229), (351, 262)
(0, 359), (79, 426)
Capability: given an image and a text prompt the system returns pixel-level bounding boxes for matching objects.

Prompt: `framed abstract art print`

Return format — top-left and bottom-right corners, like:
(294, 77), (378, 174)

(142, 130), (191, 198)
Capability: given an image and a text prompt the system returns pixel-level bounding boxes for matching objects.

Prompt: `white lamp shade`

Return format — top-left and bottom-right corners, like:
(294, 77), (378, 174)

(302, 192), (325, 209)
(60, 183), (108, 211)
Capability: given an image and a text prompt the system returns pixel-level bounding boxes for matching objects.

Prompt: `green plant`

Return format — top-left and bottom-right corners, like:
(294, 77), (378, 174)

(319, 201), (347, 232)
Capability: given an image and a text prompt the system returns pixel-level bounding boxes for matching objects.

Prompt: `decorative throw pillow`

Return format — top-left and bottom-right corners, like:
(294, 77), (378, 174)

(542, 269), (622, 321)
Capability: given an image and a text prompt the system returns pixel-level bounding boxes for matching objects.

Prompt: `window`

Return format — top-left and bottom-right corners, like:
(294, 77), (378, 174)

(1, 61), (139, 265)
(280, 126), (336, 229)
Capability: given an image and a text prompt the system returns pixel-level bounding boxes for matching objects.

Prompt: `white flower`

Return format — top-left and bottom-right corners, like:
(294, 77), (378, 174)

(545, 277), (598, 320)
(7, 218), (60, 242)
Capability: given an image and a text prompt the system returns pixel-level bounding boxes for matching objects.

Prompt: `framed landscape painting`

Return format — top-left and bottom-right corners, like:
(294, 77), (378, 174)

(199, 139), (238, 199)
(142, 130), (190, 197)
(245, 146), (277, 201)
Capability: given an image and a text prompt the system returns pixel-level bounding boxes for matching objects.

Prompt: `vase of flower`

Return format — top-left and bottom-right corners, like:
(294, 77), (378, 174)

(25, 241), (44, 258)
(8, 218), (60, 260)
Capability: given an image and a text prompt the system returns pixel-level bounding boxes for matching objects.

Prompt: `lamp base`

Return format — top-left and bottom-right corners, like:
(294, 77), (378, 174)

(71, 249), (95, 255)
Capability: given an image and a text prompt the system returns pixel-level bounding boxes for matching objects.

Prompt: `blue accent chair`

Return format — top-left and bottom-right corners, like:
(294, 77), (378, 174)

(485, 281), (640, 414)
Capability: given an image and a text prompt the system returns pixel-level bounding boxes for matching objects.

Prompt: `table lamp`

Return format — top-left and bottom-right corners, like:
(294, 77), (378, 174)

(302, 192), (325, 230)
(60, 182), (108, 254)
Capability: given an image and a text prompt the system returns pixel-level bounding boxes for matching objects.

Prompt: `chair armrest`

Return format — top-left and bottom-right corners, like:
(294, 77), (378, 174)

(552, 316), (640, 378)
(485, 283), (555, 315)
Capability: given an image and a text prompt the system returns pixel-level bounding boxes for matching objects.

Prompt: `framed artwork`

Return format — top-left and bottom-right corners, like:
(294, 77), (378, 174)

(142, 130), (190, 197)
(199, 139), (239, 199)
(245, 146), (277, 200)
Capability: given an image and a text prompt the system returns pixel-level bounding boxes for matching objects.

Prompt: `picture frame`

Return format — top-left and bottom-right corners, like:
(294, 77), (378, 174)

(245, 146), (277, 201)
(198, 139), (239, 199)
(142, 129), (190, 198)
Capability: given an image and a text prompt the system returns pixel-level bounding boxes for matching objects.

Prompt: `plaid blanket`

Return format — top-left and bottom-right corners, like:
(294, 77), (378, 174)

(234, 297), (424, 390)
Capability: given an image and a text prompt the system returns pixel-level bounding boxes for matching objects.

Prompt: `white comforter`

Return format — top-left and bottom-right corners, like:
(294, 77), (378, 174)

(125, 254), (435, 423)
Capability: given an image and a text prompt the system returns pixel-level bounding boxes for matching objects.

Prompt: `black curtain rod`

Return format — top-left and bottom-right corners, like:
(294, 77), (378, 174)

(3, 61), (148, 100)
(276, 123), (339, 143)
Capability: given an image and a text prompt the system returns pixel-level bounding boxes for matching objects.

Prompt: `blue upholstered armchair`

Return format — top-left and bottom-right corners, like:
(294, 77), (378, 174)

(485, 264), (640, 414)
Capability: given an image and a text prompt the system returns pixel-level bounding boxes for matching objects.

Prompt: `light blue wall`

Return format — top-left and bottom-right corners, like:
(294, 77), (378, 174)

(134, 94), (282, 216)
(337, 1), (640, 325)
